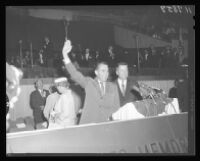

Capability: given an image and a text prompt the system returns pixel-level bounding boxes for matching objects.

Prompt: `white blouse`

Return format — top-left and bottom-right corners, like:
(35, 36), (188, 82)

(49, 90), (76, 129)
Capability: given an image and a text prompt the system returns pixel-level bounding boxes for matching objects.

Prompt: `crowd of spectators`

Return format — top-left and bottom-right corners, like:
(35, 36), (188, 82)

(139, 45), (187, 68)
(127, 20), (185, 43)
(68, 44), (187, 69)
(6, 41), (187, 75)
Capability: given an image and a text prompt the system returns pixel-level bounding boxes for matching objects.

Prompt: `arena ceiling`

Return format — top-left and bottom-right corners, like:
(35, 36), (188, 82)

(7, 6), (194, 29)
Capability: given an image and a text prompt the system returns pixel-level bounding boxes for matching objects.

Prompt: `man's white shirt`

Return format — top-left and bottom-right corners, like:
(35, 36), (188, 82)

(117, 78), (127, 95)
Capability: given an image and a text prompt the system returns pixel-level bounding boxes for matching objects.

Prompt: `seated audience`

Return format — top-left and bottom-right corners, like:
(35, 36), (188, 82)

(148, 45), (159, 68)
(107, 45), (116, 67)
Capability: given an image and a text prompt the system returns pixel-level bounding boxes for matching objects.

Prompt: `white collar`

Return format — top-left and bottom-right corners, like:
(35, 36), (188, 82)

(117, 78), (127, 86)
(97, 79), (105, 83)
(97, 80), (106, 88)
(38, 89), (43, 93)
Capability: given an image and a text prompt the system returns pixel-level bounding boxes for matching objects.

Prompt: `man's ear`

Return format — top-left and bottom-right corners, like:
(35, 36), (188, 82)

(95, 70), (98, 76)
(116, 70), (118, 76)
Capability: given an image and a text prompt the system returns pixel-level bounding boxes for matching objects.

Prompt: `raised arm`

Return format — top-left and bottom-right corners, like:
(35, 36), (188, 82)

(43, 95), (53, 119)
(62, 40), (88, 88)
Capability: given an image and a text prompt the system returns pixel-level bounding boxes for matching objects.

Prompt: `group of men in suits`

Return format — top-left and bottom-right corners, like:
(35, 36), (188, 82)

(30, 78), (82, 129)
(29, 39), (143, 128)
(62, 40), (142, 124)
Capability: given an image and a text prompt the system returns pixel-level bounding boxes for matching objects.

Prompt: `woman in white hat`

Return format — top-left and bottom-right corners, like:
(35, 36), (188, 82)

(43, 84), (60, 124)
(48, 77), (76, 129)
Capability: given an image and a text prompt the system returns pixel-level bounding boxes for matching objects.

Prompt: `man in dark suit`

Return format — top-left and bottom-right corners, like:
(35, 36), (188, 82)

(106, 46), (116, 67)
(168, 79), (178, 98)
(30, 79), (49, 129)
(62, 40), (120, 124)
(115, 62), (142, 107)
(42, 36), (54, 67)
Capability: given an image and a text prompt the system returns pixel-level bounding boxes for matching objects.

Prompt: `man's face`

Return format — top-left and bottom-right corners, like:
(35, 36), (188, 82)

(116, 65), (129, 80)
(36, 80), (43, 90)
(174, 80), (179, 87)
(86, 48), (90, 53)
(45, 37), (49, 42)
(95, 64), (109, 82)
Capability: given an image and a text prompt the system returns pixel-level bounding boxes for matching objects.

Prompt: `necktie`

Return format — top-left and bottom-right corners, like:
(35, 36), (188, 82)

(40, 90), (45, 98)
(40, 54), (43, 64)
(40, 90), (43, 97)
(99, 82), (105, 96)
(121, 81), (126, 96)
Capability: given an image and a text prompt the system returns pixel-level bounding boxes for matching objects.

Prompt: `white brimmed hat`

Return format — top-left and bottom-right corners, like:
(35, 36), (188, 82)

(54, 77), (68, 84)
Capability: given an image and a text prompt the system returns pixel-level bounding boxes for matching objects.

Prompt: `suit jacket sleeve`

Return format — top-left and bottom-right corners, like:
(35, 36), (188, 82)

(113, 84), (120, 111)
(105, 83), (121, 117)
(64, 62), (88, 88)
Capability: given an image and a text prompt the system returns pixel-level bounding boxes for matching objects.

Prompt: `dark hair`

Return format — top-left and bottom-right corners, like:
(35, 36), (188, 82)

(116, 62), (128, 68)
(50, 85), (58, 93)
(95, 61), (109, 70)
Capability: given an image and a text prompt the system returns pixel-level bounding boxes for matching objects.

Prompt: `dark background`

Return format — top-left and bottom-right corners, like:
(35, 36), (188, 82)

(6, 11), (114, 56)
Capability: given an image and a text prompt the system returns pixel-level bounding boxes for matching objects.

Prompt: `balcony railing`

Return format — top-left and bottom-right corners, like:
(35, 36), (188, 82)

(20, 65), (187, 79)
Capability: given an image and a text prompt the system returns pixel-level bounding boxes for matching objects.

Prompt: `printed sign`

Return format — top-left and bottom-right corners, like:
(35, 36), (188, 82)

(7, 113), (188, 154)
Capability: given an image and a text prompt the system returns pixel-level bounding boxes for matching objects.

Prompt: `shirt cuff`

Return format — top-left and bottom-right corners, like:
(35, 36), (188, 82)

(63, 57), (71, 64)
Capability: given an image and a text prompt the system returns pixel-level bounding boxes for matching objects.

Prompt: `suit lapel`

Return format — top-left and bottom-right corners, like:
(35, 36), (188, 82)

(93, 78), (103, 97)
(37, 89), (45, 100)
(125, 79), (130, 96)
(116, 80), (123, 98)
(37, 90), (42, 98)
(105, 82), (110, 94)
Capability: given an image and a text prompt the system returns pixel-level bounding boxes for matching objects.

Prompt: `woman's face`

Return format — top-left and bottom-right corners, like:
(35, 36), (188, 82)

(57, 85), (66, 94)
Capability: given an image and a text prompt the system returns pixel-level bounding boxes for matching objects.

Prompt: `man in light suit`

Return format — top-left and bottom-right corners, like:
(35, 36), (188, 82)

(115, 62), (142, 107)
(62, 40), (120, 124)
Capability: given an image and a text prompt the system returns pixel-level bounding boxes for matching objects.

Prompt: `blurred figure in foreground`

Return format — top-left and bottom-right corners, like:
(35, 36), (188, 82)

(6, 62), (23, 131)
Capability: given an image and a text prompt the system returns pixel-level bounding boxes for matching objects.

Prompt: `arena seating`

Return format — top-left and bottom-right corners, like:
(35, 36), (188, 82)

(21, 66), (187, 79)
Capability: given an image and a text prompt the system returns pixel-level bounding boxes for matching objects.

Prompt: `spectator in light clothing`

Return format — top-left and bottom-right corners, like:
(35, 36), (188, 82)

(43, 85), (60, 123)
(48, 77), (77, 129)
